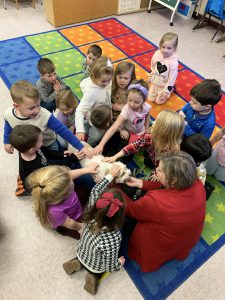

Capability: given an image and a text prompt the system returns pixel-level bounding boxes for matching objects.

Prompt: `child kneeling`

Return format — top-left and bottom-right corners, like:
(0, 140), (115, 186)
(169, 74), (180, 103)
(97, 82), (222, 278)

(63, 164), (125, 295)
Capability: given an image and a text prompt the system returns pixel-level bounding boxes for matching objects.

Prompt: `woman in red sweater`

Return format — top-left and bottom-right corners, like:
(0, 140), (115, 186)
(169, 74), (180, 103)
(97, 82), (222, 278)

(124, 151), (206, 272)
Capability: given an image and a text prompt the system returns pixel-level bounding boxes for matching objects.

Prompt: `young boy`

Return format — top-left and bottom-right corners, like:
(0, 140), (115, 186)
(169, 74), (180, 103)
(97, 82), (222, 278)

(179, 79), (222, 139)
(36, 58), (70, 112)
(82, 44), (102, 78)
(3, 80), (91, 157)
(9, 124), (96, 198)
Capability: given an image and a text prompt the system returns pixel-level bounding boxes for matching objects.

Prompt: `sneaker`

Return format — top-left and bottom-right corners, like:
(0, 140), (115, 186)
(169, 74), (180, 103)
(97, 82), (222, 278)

(63, 258), (82, 275)
(84, 272), (98, 295)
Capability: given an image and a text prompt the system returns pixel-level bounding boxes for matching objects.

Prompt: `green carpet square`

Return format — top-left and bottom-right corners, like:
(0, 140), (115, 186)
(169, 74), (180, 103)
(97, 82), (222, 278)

(63, 73), (84, 100)
(26, 32), (72, 55)
(44, 49), (84, 78)
(202, 176), (225, 245)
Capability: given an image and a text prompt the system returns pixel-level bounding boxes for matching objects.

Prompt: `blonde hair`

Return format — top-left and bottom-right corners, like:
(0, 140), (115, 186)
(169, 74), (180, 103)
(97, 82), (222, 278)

(111, 61), (136, 98)
(26, 166), (72, 229)
(10, 80), (39, 104)
(90, 56), (114, 80)
(56, 90), (78, 111)
(159, 32), (178, 49)
(152, 109), (184, 155)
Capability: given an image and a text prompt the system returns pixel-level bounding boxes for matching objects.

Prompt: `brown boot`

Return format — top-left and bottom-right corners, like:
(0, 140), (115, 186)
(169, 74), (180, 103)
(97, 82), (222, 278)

(63, 258), (82, 275)
(84, 272), (98, 295)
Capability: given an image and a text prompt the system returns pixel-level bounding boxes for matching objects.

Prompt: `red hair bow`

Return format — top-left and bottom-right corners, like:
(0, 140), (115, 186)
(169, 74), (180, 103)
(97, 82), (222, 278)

(96, 192), (123, 218)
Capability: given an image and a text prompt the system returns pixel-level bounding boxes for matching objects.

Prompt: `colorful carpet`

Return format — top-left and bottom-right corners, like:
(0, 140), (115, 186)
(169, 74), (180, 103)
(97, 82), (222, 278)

(0, 17), (225, 299)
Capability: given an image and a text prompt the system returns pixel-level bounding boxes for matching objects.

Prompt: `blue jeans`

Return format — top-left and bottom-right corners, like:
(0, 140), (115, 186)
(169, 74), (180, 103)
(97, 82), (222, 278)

(41, 100), (56, 113)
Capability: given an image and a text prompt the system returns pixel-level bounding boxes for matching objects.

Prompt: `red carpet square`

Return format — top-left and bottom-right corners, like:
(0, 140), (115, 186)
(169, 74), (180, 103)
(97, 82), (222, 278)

(110, 33), (156, 56)
(90, 18), (132, 38)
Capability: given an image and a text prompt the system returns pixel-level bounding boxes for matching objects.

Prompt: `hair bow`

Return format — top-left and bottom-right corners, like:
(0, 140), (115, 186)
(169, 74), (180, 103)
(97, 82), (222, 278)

(96, 192), (123, 217)
(106, 59), (113, 68)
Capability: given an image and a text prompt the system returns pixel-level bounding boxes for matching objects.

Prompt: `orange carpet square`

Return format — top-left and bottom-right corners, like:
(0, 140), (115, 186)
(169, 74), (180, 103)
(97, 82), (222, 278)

(60, 25), (103, 46)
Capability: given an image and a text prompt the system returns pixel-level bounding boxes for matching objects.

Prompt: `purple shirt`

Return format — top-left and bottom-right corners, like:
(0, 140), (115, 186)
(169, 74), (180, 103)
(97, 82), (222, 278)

(48, 191), (82, 228)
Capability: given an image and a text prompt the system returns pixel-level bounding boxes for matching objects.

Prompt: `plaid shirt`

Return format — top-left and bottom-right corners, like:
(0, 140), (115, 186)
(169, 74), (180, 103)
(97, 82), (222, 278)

(122, 133), (156, 166)
(77, 175), (122, 273)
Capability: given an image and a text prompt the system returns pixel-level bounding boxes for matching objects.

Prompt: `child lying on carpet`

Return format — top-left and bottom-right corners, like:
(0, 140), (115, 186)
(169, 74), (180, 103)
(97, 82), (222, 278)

(26, 164), (98, 240)
(36, 58), (70, 113)
(62, 164), (125, 295)
(104, 109), (184, 169)
(93, 79), (151, 155)
(179, 79), (222, 139)
(148, 32), (178, 104)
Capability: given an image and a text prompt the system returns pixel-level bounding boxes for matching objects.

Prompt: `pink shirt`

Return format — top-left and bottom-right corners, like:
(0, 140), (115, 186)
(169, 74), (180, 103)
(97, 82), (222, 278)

(48, 191), (82, 228)
(150, 50), (178, 91)
(215, 135), (225, 167)
(120, 102), (151, 135)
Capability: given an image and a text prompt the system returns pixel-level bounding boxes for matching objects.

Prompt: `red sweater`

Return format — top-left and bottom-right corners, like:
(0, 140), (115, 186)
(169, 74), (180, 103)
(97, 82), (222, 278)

(125, 179), (206, 272)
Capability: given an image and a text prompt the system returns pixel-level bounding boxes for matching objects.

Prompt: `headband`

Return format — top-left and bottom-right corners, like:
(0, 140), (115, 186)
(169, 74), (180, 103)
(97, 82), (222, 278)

(128, 83), (148, 98)
(96, 192), (123, 218)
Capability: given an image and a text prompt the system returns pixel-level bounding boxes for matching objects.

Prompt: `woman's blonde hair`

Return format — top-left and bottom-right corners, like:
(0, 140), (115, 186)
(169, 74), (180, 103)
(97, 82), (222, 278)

(152, 109), (184, 155)
(90, 55), (114, 80)
(159, 32), (178, 49)
(56, 90), (78, 111)
(26, 165), (72, 229)
(111, 61), (136, 98)
(157, 151), (197, 189)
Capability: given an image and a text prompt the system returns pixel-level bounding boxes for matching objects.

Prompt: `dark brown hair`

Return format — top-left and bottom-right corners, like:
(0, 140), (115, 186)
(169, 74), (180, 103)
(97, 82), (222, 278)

(87, 44), (102, 58)
(82, 188), (125, 233)
(9, 124), (41, 153)
(90, 105), (112, 129)
(37, 58), (55, 75)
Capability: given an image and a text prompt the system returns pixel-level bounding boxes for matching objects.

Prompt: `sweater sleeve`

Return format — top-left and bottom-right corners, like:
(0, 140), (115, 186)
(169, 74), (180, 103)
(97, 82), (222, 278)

(163, 62), (178, 93)
(75, 90), (97, 133)
(47, 114), (84, 151)
(142, 180), (162, 190)
(3, 120), (12, 144)
(88, 174), (113, 207)
(122, 134), (150, 156)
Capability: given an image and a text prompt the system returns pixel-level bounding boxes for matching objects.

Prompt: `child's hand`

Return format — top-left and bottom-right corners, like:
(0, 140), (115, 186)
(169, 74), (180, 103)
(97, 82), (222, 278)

(158, 91), (169, 103)
(53, 80), (62, 92)
(120, 129), (129, 140)
(93, 144), (103, 155)
(80, 147), (93, 159)
(149, 171), (158, 182)
(112, 103), (123, 112)
(109, 164), (122, 178)
(87, 162), (99, 174)
(118, 256), (126, 266)
(76, 132), (85, 141)
(125, 176), (143, 189)
(4, 144), (14, 154)
(63, 150), (73, 157)
(104, 156), (117, 163)
(179, 111), (186, 118)
(147, 72), (153, 83)
(74, 151), (85, 160)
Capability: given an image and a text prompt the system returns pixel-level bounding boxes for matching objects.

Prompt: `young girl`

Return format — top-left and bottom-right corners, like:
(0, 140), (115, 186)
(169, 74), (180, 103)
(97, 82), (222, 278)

(105, 109), (184, 168)
(75, 56), (114, 143)
(111, 61), (136, 121)
(62, 165), (125, 295)
(55, 90), (78, 148)
(26, 164), (98, 239)
(148, 32), (178, 104)
(94, 79), (151, 155)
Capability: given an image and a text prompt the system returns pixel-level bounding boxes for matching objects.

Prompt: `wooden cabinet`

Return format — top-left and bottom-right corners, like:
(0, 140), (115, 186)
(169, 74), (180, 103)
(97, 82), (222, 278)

(44, 0), (119, 27)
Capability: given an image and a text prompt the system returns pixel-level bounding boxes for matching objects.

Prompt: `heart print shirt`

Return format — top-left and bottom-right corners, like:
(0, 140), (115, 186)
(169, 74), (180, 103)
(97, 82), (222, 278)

(150, 50), (178, 93)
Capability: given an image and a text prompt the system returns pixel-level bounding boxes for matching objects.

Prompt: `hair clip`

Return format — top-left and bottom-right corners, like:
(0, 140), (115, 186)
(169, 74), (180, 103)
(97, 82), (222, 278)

(106, 59), (113, 68)
(128, 83), (148, 98)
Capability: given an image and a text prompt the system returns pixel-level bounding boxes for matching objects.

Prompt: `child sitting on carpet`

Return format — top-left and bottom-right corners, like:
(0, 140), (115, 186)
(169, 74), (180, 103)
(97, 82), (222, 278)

(82, 44), (102, 79)
(26, 164), (98, 240)
(75, 56), (113, 142)
(93, 79), (151, 155)
(87, 105), (112, 147)
(62, 164), (125, 295)
(111, 61), (136, 122)
(206, 126), (225, 181)
(36, 58), (70, 112)
(179, 79), (222, 139)
(148, 32), (178, 104)
(54, 90), (79, 148)
(104, 109), (184, 169)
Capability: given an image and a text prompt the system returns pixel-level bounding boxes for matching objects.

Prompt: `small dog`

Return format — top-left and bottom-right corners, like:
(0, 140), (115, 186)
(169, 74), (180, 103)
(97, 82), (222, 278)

(69, 143), (131, 183)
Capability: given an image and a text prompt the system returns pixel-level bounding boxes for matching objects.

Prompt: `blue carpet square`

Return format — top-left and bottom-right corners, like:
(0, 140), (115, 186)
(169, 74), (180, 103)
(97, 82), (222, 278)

(0, 37), (39, 66)
(0, 58), (40, 88)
